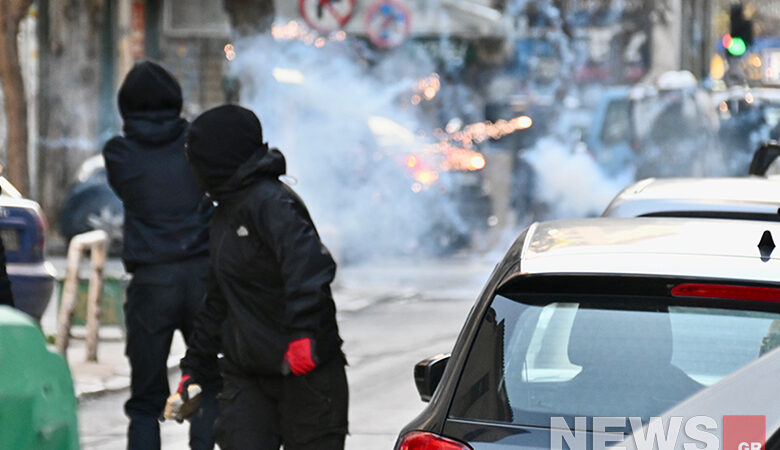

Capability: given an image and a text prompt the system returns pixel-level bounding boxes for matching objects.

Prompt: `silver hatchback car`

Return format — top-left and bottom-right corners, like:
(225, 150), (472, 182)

(603, 142), (780, 221)
(397, 217), (780, 450)
(602, 176), (780, 221)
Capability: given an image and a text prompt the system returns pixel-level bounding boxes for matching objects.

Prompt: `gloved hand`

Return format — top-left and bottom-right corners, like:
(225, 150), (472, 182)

(283, 337), (317, 375)
(163, 374), (202, 423)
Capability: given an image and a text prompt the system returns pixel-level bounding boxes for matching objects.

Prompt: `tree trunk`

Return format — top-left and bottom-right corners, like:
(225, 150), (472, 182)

(0, 0), (33, 195)
(37, 0), (104, 224)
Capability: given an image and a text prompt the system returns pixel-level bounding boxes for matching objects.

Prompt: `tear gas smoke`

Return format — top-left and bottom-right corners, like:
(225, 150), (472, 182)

(226, 7), (760, 264)
(523, 137), (633, 219)
(229, 32), (473, 262)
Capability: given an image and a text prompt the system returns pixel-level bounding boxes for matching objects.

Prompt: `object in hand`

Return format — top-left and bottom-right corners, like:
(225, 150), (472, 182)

(163, 383), (202, 423)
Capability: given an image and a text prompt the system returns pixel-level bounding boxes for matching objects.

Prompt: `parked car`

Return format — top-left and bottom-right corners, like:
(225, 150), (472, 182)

(0, 176), (56, 320)
(602, 176), (780, 221)
(566, 75), (720, 179)
(583, 86), (638, 175)
(397, 217), (780, 449)
(622, 345), (780, 450)
(59, 155), (123, 252)
(603, 143), (780, 221)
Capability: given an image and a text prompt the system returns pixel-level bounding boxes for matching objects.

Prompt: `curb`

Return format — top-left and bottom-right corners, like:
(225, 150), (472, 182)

(77, 360), (181, 402)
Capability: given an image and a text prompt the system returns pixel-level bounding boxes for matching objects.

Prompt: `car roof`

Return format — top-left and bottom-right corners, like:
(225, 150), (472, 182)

(507, 217), (780, 284)
(0, 176), (40, 211)
(603, 177), (780, 218)
(622, 346), (780, 449)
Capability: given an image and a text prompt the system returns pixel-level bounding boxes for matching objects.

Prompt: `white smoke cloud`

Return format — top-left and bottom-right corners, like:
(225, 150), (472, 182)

(228, 32), (469, 262)
(523, 137), (634, 219)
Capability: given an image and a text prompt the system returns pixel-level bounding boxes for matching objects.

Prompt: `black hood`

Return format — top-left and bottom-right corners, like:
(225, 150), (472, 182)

(118, 61), (186, 143)
(186, 105), (285, 196)
(119, 61), (183, 118)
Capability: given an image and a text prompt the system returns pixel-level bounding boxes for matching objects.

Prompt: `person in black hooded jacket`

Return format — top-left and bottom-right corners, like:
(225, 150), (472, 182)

(177, 105), (348, 450)
(102, 61), (218, 450)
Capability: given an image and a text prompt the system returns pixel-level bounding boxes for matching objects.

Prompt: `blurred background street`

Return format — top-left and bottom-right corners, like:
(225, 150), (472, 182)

(4, 0), (780, 261)
(3, 0), (780, 448)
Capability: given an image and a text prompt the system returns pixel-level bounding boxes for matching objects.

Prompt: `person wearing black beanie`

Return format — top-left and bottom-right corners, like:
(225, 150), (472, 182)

(174, 105), (348, 450)
(103, 61), (218, 450)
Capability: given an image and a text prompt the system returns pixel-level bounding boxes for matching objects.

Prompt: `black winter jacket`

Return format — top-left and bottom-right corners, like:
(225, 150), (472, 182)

(181, 147), (343, 379)
(103, 62), (211, 271)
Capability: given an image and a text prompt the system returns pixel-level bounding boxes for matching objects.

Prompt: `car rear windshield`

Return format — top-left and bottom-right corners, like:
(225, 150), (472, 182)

(449, 292), (780, 429)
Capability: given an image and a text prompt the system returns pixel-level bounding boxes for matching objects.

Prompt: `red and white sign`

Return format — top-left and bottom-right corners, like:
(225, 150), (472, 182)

(299, 0), (356, 33)
(365, 0), (411, 49)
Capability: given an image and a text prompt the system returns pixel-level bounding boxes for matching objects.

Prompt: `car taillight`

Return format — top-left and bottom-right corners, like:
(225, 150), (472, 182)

(671, 284), (780, 302)
(398, 431), (472, 450)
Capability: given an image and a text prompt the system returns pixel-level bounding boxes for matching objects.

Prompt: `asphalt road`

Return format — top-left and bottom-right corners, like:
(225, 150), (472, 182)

(77, 257), (494, 449)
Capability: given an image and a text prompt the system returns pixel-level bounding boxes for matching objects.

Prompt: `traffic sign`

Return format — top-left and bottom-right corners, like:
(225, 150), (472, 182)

(299, 0), (356, 33)
(365, 0), (411, 49)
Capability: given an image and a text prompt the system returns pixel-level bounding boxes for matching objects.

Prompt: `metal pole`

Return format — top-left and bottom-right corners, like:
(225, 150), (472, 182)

(85, 236), (107, 362)
(55, 230), (109, 362)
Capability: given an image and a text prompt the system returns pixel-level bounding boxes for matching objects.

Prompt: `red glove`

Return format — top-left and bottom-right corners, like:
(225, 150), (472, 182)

(284, 337), (316, 375)
(177, 374), (195, 401)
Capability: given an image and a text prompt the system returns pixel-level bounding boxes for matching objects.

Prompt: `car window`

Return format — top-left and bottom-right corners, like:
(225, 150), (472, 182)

(449, 293), (780, 430)
(600, 99), (632, 146)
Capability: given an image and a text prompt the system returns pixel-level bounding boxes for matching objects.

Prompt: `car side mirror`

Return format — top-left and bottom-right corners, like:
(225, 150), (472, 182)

(414, 354), (450, 402)
(749, 141), (780, 176)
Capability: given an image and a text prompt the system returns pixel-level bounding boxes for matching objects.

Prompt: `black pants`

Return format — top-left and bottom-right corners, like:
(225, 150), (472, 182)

(124, 258), (218, 450)
(215, 357), (349, 450)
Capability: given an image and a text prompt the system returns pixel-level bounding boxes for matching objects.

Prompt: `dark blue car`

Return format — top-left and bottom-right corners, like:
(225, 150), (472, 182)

(58, 155), (124, 254)
(0, 177), (56, 320)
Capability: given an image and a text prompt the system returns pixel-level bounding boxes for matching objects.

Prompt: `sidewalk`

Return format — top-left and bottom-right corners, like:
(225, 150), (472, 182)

(41, 254), (494, 400)
(54, 326), (186, 399)
(41, 257), (181, 399)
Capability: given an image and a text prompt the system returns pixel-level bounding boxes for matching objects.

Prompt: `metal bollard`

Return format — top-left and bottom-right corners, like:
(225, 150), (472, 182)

(55, 230), (108, 362)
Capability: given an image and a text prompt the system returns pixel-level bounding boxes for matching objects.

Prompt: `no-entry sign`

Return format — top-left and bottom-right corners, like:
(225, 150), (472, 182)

(365, 0), (411, 49)
(299, 0), (356, 33)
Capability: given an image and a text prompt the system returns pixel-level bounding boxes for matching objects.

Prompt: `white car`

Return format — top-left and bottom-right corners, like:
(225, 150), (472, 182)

(622, 345), (780, 450)
(603, 143), (780, 221)
(397, 217), (780, 450)
(602, 176), (780, 221)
